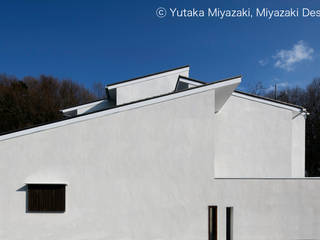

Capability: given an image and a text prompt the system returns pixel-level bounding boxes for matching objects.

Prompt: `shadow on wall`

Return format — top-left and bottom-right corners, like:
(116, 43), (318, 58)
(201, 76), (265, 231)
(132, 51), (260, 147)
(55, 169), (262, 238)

(16, 185), (64, 214)
(16, 185), (28, 213)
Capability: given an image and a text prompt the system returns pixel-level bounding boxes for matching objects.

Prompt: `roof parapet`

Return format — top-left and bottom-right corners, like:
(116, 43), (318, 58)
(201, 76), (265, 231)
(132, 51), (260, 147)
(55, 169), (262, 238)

(106, 65), (190, 89)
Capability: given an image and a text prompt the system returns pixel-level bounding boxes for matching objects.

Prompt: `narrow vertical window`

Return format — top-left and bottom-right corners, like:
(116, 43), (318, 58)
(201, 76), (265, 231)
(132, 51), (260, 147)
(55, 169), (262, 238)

(226, 207), (233, 240)
(208, 206), (217, 240)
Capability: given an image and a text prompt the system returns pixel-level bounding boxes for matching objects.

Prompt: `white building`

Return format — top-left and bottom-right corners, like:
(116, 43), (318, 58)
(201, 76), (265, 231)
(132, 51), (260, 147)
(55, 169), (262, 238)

(0, 65), (319, 240)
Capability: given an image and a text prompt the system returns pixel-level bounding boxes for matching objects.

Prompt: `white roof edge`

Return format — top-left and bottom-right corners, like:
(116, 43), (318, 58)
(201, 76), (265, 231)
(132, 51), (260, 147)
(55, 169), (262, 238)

(106, 66), (190, 89)
(178, 78), (204, 86)
(232, 92), (305, 113)
(211, 77), (241, 89)
(0, 77), (240, 142)
(61, 99), (107, 113)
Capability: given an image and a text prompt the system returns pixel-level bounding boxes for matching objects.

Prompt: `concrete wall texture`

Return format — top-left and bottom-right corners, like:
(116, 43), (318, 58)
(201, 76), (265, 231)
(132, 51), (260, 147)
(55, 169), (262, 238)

(0, 71), (318, 240)
(115, 68), (189, 105)
(215, 94), (305, 178)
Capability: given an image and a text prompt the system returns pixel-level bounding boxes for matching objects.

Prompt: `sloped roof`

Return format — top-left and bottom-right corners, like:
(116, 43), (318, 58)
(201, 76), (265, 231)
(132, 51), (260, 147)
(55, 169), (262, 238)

(107, 65), (190, 89)
(174, 76), (306, 112)
(0, 75), (241, 141)
(0, 64), (307, 141)
(60, 98), (108, 113)
(234, 90), (305, 111)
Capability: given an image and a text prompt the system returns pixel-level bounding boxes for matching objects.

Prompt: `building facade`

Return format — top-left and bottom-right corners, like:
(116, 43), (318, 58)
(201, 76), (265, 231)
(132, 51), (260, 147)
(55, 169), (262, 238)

(0, 66), (319, 240)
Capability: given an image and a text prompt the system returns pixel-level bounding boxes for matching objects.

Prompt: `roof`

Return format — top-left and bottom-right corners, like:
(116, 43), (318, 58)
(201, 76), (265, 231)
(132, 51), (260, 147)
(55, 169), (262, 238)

(174, 76), (306, 112)
(0, 75), (241, 141)
(106, 65), (190, 89)
(233, 90), (306, 112)
(60, 98), (108, 113)
(177, 76), (207, 85)
(0, 65), (307, 141)
(174, 76), (207, 92)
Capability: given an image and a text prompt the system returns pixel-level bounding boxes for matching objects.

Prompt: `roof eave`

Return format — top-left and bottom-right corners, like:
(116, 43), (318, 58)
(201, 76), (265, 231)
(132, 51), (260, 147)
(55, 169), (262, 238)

(106, 65), (190, 89)
(233, 90), (306, 113)
(0, 75), (241, 141)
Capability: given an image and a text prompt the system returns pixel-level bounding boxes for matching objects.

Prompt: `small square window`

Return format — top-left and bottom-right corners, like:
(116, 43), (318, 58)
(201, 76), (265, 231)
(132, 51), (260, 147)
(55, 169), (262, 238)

(27, 184), (66, 212)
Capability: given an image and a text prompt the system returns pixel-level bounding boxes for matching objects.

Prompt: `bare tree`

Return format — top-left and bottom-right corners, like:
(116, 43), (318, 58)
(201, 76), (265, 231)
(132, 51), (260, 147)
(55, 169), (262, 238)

(0, 74), (96, 134)
(249, 81), (266, 96)
(92, 81), (106, 99)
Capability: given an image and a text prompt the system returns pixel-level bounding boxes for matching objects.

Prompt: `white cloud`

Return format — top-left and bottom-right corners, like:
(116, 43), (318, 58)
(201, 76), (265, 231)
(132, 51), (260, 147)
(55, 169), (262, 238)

(273, 40), (314, 71)
(277, 82), (289, 88)
(266, 81), (289, 92)
(258, 59), (268, 66)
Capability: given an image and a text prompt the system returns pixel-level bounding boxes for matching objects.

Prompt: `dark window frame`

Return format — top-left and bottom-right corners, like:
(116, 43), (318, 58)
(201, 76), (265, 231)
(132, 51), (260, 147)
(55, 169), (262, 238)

(208, 206), (217, 240)
(226, 207), (233, 240)
(27, 184), (66, 213)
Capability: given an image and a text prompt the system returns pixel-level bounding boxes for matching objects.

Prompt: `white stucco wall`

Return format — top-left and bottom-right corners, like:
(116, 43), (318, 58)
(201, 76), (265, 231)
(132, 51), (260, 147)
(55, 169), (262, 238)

(0, 90), (216, 240)
(212, 178), (320, 240)
(214, 95), (293, 178)
(291, 113), (306, 177)
(115, 68), (189, 105)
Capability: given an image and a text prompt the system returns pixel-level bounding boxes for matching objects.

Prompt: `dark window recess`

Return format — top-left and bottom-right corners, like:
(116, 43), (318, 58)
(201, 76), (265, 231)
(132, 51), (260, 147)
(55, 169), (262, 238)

(226, 207), (233, 240)
(27, 184), (65, 212)
(208, 206), (217, 240)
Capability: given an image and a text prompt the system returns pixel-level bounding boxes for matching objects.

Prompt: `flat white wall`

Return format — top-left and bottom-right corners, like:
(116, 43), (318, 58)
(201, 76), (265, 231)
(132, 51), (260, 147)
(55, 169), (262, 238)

(291, 113), (306, 177)
(215, 95), (293, 178)
(0, 90), (215, 240)
(213, 178), (320, 240)
(116, 69), (189, 105)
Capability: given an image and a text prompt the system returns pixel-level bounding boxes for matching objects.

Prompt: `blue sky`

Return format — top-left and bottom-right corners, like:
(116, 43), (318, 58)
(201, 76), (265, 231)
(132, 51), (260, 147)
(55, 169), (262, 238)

(0, 0), (320, 92)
